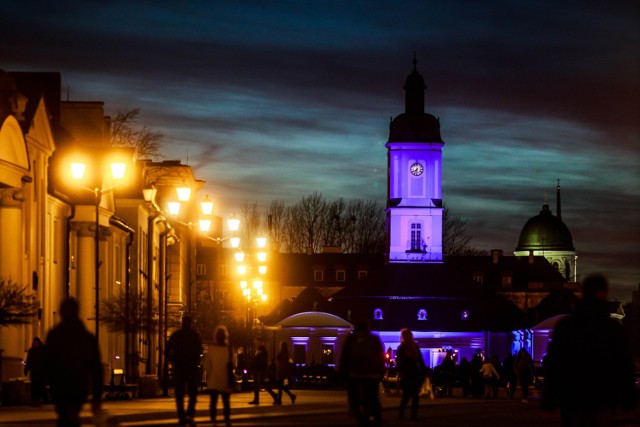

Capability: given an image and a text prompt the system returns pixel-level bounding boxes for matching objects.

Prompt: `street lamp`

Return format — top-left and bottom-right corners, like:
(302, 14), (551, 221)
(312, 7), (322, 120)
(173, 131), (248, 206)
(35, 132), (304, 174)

(235, 237), (269, 328)
(69, 154), (130, 342)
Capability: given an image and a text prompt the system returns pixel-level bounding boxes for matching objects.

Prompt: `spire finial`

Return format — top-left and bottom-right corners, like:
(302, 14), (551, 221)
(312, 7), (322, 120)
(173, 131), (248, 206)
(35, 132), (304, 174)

(556, 179), (562, 220)
(413, 51), (417, 72)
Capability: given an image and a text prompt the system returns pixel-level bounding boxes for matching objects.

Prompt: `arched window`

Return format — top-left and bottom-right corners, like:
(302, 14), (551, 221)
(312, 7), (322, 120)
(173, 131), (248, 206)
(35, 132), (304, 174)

(461, 310), (470, 320)
(417, 309), (427, 320)
(373, 308), (383, 320)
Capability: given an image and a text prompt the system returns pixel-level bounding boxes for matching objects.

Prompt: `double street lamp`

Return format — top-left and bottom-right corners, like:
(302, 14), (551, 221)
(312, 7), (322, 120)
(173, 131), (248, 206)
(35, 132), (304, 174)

(69, 155), (130, 342)
(235, 237), (269, 328)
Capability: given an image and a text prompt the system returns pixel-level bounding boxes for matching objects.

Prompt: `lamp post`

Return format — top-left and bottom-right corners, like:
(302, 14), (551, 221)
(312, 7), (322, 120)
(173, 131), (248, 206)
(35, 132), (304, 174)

(235, 237), (269, 336)
(70, 158), (128, 342)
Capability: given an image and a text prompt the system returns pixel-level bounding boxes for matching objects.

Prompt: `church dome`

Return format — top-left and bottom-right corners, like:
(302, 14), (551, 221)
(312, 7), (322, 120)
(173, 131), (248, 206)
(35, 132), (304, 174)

(389, 112), (443, 142)
(516, 203), (575, 252)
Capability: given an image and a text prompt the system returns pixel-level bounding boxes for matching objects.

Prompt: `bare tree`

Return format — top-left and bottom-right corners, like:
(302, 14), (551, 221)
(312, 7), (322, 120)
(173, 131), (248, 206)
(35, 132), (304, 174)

(442, 205), (486, 255)
(266, 200), (286, 252)
(110, 108), (164, 160)
(0, 281), (38, 326)
(240, 201), (262, 250)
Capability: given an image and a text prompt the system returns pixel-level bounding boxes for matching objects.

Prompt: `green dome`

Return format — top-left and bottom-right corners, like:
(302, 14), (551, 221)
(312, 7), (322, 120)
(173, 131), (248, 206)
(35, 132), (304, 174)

(516, 203), (575, 252)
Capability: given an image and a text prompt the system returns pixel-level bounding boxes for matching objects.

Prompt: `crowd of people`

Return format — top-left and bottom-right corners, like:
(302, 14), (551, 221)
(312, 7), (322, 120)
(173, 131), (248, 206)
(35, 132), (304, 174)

(19, 273), (636, 427)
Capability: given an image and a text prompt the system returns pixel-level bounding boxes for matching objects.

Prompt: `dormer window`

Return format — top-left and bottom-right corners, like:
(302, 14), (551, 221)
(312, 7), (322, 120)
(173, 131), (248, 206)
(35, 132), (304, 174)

(373, 308), (384, 320)
(417, 309), (428, 320)
(336, 270), (346, 282)
(314, 269), (324, 281)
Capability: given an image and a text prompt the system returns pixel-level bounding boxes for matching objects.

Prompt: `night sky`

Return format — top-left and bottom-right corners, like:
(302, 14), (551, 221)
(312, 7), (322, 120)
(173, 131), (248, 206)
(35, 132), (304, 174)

(2, 1), (638, 301)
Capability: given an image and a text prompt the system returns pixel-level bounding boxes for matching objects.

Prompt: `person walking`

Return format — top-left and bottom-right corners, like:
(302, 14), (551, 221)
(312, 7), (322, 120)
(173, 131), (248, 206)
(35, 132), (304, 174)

(275, 342), (297, 405)
(204, 326), (233, 426)
(479, 356), (499, 399)
(396, 328), (426, 421)
(247, 337), (278, 405)
(166, 315), (203, 427)
(514, 348), (533, 403)
(24, 337), (47, 406)
(339, 320), (385, 427)
(502, 352), (517, 400)
(45, 298), (103, 427)
(541, 274), (636, 426)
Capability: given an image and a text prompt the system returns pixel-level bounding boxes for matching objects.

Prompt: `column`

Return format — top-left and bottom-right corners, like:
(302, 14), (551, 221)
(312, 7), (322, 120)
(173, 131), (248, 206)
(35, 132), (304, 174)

(73, 222), (96, 331)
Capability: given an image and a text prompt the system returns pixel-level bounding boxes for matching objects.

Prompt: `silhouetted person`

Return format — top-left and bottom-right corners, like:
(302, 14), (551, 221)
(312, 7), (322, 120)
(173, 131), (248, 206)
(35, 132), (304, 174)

(458, 357), (471, 398)
(247, 337), (278, 405)
(502, 353), (517, 400)
(396, 328), (426, 421)
(339, 320), (385, 427)
(470, 351), (483, 398)
(24, 337), (46, 406)
(45, 298), (102, 427)
(514, 348), (533, 403)
(275, 342), (297, 405)
(440, 350), (456, 397)
(204, 326), (233, 426)
(541, 274), (636, 426)
(166, 315), (202, 426)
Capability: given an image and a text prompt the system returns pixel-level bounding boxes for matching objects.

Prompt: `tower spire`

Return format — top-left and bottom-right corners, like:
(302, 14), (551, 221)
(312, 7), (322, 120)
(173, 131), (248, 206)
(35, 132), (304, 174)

(556, 179), (562, 220)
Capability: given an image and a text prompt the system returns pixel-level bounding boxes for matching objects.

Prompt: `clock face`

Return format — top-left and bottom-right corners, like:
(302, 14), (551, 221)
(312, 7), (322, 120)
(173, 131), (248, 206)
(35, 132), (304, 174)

(410, 162), (424, 176)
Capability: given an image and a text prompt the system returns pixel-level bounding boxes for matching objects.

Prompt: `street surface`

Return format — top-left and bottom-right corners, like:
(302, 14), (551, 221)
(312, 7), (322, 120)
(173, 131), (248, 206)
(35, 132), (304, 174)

(0, 389), (637, 427)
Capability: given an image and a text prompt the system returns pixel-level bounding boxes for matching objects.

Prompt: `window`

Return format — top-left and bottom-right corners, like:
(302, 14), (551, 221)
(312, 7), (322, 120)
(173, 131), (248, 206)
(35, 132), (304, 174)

(293, 344), (306, 365)
(321, 344), (334, 365)
(336, 270), (346, 282)
(357, 270), (368, 280)
(314, 269), (324, 281)
(501, 273), (512, 288)
(218, 264), (228, 277)
(410, 223), (422, 250)
(196, 264), (206, 276)
(564, 261), (571, 280)
(417, 309), (428, 320)
(461, 310), (470, 320)
(373, 308), (383, 320)
(472, 272), (483, 284)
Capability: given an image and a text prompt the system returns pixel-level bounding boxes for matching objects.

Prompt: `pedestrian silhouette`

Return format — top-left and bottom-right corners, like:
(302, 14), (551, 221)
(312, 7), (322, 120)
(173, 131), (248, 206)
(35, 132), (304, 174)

(514, 348), (533, 403)
(247, 337), (278, 404)
(275, 342), (297, 405)
(204, 326), (233, 426)
(396, 328), (426, 421)
(541, 274), (636, 426)
(24, 337), (46, 406)
(339, 320), (385, 427)
(45, 298), (103, 427)
(166, 315), (203, 426)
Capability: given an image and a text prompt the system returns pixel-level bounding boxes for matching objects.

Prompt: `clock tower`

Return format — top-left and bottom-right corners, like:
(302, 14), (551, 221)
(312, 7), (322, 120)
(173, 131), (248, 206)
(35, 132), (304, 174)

(386, 57), (444, 263)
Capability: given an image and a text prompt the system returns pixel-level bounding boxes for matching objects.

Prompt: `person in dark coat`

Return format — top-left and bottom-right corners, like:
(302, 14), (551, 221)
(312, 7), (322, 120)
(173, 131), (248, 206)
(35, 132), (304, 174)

(514, 348), (533, 403)
(275, 342), (296, 405)
(396, 328), (426, 421)
(339, 320), (385, 427)
(541, 274), (637, 426)
(166, 315), (203, 426)
(470, 351), (484, 399)
(502, 352), (517, 400)
(45, 298), (102, 427)
(457, 357), (471, 398)
(247, 337), (278, 405)
(24, 337), (47, 406)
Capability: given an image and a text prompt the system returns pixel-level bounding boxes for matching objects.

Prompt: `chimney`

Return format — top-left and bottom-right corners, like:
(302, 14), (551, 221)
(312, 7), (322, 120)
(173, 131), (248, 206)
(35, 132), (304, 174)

(528, 250), (535, 264)
(491, 249), (503, 264)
